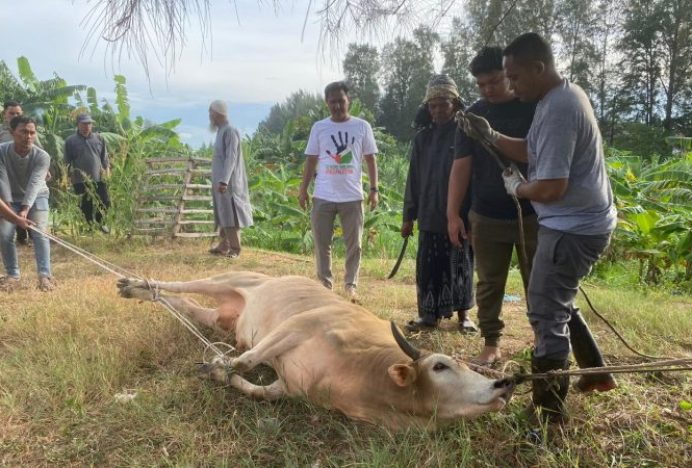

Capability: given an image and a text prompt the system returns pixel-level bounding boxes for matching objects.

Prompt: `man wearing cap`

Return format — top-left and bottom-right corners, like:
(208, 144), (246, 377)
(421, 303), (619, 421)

(208, 100), (253, 258)
(402, 74), (476, 332)
(64, 113), (111, 233)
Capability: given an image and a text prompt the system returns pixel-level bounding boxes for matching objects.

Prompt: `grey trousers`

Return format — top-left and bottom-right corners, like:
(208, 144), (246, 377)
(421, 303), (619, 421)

(470, 210), (538, 347)
(311, 198), (363, 289)
(528, 226), (610, 360)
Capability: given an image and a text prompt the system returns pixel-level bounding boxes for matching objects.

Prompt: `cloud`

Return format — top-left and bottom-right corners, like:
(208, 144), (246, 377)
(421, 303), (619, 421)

(0, 0), (375, 147)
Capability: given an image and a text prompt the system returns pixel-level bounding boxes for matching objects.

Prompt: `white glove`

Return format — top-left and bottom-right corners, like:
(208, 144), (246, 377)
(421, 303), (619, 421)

(460, 112), (501, 144)
(502, 165), (526, 197)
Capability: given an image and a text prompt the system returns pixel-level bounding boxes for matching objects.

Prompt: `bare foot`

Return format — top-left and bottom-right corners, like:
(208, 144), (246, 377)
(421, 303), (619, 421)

(474, 346), (502, 366)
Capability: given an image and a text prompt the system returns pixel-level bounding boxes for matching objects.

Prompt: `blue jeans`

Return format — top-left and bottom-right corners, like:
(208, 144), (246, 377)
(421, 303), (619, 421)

(0, 198), (52, 278)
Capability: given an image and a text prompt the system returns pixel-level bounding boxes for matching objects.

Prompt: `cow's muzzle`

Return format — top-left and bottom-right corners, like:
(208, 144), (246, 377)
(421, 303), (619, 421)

(493, 377), (515, 403)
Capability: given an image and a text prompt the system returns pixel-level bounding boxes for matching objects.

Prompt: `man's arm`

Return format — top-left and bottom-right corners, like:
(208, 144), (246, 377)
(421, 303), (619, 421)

(0, 199), (31, 229)
(516, 178), (568, 203)
(364, 154), (378, 210)
(462, 112), (529, 162)
(299, 155), (318, 210)
(64, 138), (74, 166)
(447, 157), (472, 246)
(22, 151), (50, 209)
(494, 136), (529, 163)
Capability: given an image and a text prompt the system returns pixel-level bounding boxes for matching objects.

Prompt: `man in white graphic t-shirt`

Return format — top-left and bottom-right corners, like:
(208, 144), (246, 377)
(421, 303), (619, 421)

(299, 81), (379, 301)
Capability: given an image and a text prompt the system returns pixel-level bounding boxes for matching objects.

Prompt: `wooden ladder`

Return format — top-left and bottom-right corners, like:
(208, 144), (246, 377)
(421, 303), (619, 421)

(134, 157), (217, 238)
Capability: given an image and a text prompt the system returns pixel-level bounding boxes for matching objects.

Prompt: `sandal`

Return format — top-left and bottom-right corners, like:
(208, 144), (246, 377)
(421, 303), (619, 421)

(208, 246), (230, 256)
(459, 318), (479, 334)
(405, 318), (438, 332)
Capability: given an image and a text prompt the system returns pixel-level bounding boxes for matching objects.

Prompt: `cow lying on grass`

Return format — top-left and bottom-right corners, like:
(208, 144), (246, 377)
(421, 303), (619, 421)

(118, 271), (514, 429)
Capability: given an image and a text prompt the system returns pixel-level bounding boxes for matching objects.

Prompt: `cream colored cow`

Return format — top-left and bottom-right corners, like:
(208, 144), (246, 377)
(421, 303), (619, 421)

(118, 271), (514, 429)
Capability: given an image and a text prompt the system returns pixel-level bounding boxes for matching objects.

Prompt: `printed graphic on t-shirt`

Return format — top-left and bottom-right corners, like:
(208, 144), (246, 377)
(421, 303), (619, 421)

(324, 131), (355, 175)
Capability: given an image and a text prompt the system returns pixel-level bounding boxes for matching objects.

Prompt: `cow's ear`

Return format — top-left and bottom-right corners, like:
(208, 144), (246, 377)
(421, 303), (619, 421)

(388, 363), (417, 387)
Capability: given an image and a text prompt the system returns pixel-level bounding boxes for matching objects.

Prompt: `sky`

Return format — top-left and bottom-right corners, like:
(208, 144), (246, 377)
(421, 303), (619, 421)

(0, 0), (372, 147)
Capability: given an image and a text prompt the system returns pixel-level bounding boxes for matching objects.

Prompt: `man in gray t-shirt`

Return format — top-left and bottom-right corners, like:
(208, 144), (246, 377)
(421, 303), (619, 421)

(460, 33), (617, 426)
(64, 113), (111, 233)
(1, 101), (48, 245)
(0, 116), (54, 291)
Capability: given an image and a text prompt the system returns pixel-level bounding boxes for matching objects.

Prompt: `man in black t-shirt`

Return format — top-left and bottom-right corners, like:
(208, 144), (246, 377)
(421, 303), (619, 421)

(447, 47), (537, 365)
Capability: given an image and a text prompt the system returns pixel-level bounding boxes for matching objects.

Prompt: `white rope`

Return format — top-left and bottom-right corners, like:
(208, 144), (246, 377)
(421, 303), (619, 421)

(29, 226), (232, 362)
(30, 226), (137, 279)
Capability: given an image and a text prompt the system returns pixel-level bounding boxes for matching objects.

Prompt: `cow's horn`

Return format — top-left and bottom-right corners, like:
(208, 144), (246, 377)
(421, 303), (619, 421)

(390, 321), (421, 361)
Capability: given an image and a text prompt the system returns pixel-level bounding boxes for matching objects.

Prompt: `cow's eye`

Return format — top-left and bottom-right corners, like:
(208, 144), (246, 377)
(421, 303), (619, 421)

(433, 362), (448, 372)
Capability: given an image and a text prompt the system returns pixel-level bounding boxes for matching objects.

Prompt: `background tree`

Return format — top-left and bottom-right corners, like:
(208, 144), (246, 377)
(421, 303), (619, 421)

(379, 26), (439, 140)
(619, 0), (664, 126)
(591, 0), (625, 133)
(467, 0), (557, 49)
(657, 0), (692, 132)
(440, 17), (479, 107)
(343, 44), (381, 113)
(554, 0), (600, 96)
(257, 90), (324, 136)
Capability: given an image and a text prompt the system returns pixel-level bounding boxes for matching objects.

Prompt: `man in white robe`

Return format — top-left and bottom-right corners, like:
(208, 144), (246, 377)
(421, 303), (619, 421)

(208, 100), (253, 258)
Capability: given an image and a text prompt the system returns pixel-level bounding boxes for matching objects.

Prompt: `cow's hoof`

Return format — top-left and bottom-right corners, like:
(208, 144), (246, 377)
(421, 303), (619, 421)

(118, 285), (155, 301)
(196, 362), (230, 383)
(117, 277), (147, 290)
(229, 357), (250, 373)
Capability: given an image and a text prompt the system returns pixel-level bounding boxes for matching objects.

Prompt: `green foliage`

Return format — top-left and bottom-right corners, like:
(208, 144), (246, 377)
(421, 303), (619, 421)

(258, 90), (324, 135)
(606, 148), (692, 284)
(610, 122), (671, 160)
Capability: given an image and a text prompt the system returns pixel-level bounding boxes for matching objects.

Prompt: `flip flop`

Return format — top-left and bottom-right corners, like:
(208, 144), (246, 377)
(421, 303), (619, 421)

(459, 319), (479, 334)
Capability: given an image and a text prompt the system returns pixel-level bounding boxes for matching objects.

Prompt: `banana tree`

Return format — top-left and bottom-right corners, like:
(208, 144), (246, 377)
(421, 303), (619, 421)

(607, 149), (692, 283)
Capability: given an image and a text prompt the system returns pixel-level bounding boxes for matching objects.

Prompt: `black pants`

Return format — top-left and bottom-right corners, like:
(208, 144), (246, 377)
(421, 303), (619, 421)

(73, 182), (110, 225)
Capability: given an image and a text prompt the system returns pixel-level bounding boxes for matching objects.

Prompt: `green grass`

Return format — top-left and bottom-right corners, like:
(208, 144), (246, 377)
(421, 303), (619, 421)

(1, 239), (690, 466)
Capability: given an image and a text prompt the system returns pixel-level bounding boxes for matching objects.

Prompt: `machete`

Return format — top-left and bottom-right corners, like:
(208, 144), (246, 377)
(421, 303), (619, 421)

(387, 235), (409, 279)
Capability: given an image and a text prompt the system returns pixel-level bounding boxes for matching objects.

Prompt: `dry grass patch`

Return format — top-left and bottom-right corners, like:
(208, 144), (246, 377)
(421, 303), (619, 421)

(1, 239), (690, 466)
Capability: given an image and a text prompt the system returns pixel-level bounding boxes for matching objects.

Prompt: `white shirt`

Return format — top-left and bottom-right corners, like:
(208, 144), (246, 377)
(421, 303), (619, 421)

(305, 117), (378, 202)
